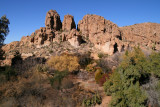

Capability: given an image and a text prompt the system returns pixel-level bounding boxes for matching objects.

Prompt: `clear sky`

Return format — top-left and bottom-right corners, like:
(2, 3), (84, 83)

(1, 0), (160, 44)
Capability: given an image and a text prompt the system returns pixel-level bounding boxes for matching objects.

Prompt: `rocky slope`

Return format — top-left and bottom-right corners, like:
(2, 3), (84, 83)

(1, 10), (160, 66)
(120, 23), (160, 50)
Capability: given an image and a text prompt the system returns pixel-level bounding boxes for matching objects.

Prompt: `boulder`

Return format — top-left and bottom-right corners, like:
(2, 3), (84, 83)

(62, 15), (76, 31)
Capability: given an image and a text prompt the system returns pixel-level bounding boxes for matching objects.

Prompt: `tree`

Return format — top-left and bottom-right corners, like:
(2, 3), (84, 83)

(0, 15), (10, 45)
(104, 47), (148, 107)
(0, 15), (9, 61)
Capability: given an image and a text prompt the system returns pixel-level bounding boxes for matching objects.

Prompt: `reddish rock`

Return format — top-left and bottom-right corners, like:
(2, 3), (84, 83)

(62, 15), (76, 31)
(62, 29), (82, 47)
(78, 14), (124, 55)
(45, 10), (62, 31)
(2, 41), (20, 52)
(120, 23), (160, 50)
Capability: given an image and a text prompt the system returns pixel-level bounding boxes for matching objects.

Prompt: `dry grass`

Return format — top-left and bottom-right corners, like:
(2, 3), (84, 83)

(47, 54), (79, 72)
(0, 65), (49, 107)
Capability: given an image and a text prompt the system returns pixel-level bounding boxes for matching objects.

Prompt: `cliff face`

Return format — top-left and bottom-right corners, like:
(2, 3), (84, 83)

(77, 14), (128, 55)
(120, 23), (160, 50)
(1, 10), (160, 65)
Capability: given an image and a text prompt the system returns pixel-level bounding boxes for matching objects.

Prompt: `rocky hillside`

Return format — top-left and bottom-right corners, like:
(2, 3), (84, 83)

(1, 10), (160, 65)
(120, 23), (160, 50)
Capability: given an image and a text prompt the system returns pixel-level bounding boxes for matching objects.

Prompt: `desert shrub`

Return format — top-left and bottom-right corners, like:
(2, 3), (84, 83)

(142, 51), (160, 106)
(95, 68), (103, 83)
(78, 53), (92, 68)
(98, 52), (108, 59)
(104, 47), (148, 106)
(47, 54), (79, 72)
(0, 69), (47, 107)
(49, 71), (68, 90)
(34, 64), (48, 73)
(4, 66), (17, 81)
(86, 64), (96, 72)
(96, 59), (111, 73)
(82, 93), (102, 107)
(12, 56), (46, 74)
(98, 52), (104, 59)
(11, 51), (22, 66)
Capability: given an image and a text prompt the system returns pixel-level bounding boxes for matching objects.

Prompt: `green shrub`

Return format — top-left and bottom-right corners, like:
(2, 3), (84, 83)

(49, 71), (68, 90)
(82, 93), (102, 107)
(149, 52), (160, 77)
(104, 47), (148, 106)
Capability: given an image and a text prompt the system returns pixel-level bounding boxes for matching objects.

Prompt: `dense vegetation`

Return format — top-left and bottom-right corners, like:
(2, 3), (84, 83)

(104, 47), (160, 107)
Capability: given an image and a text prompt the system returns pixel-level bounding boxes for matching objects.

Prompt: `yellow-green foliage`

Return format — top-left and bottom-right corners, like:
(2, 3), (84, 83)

(86, 64), (96, 72)
(47, 54), (79, 72)
(95, 68), (103, 83)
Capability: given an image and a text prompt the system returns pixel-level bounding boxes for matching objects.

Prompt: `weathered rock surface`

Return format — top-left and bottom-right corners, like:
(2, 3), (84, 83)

(64, 29), (82, 47)
(2, 41), (20, 52)
(120, 23), (160, 50)
(78, 14), (127, 55)
(45, 10), (62, 31)
(62, 15), (76, 31)
(1, 10), (160, 66)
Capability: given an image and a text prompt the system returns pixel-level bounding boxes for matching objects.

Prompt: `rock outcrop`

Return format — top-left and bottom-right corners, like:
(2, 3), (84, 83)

(45, 10), (62, 31)
(120, 23), (160, 50)
(78, 14), (127, 55)
(20, 10), (81, 47)
(62, 29), (82, 47)
(62, 15), (76, 31)
(1, 10), (160, 66)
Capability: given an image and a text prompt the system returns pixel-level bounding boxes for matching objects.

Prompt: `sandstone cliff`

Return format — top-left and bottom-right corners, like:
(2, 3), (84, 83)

(1, 10), (160, 66)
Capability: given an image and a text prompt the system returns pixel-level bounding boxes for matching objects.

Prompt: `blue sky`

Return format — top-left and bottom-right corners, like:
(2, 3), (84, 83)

(1, 0), (160, 44)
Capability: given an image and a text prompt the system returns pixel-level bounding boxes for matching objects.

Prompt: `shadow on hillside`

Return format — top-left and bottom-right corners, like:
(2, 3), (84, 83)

(11, 55), (46, 74)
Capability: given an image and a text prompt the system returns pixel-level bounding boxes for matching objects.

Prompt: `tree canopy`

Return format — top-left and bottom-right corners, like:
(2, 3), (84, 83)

(0, 15), (10, 45)
(104, 47), (160, 106)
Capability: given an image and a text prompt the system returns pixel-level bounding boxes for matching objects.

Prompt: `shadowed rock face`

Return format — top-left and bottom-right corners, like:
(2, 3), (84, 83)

(62, 15), (76, 31)
(45, 10), (62, 31)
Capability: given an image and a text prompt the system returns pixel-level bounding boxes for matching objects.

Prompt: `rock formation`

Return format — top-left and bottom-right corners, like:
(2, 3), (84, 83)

(1, 10), (160, 66)
(120, 23), (160, 50)
(62, 29), (82, 47)
(78, 14), (128, 55)
(45, 10), (62, 31)
(62, 15), (76, 31)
